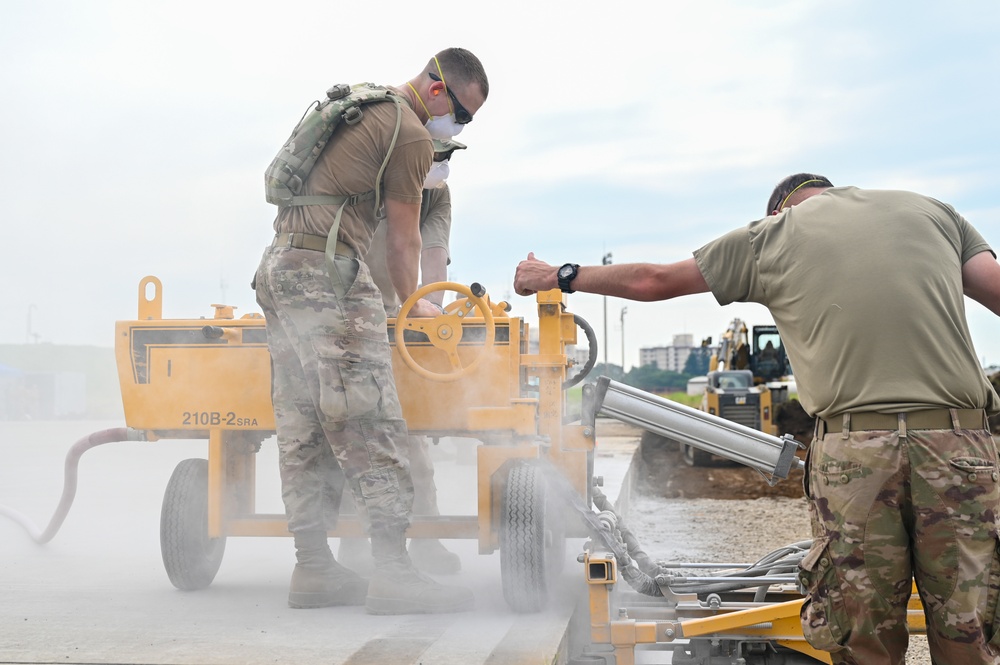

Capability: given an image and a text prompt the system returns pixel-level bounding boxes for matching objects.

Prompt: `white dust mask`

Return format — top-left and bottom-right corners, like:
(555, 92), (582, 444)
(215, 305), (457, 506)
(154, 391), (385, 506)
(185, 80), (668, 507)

(407, 80), (466, 140)
(424, 115), (464, 140)
(423, 160), (450, 189)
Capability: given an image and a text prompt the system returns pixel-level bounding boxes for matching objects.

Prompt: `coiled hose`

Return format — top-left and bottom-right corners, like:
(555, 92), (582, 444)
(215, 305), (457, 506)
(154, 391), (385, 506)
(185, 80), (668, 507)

(0, 427), (146, 543)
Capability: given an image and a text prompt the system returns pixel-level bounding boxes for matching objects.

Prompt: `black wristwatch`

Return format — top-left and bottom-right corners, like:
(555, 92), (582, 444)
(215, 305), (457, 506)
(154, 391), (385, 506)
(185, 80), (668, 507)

(557, 263), (580, 293)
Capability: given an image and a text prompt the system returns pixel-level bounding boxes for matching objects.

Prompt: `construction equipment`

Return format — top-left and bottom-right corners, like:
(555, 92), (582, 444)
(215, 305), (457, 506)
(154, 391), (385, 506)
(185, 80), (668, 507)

(111, 276), (599, 612)
(683, 319), (792, 465)
(558, 377), (924, 665)
(2, 276), (928, 663)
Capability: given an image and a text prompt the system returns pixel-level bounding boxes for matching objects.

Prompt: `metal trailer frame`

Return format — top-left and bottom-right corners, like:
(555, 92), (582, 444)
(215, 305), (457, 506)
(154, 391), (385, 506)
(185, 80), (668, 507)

(115, 276), (597, 610)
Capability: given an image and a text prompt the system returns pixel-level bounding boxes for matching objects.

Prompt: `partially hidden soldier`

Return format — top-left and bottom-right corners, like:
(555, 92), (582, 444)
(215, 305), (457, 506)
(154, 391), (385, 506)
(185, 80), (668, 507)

(338, 138), (467, 576)
(512, 174), (1000, 664)
(254, 48), (488, 614)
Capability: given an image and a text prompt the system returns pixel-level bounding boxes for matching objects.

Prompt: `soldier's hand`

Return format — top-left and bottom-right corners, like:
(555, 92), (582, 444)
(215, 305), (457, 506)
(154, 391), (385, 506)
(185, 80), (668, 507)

(409, 298), (443, 318)
(514, 252), (557, 296)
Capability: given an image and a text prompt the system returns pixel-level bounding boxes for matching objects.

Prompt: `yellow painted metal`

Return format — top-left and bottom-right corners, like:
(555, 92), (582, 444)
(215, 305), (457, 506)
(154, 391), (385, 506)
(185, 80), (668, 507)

(584, 551), (617, 644)
(115, 277), (592, 557)
(394, 282), (496, 382)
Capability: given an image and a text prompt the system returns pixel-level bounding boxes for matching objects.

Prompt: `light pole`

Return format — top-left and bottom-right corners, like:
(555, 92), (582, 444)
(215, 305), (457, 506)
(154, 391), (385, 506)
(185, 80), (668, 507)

(602, 252), (612, 372)
(26, 304), (36, 344)
(620, 306), (628, 373)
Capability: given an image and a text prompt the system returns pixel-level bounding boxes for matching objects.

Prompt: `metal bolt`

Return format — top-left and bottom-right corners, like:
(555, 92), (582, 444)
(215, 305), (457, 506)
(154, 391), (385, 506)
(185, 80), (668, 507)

(664, 628), (675, 638)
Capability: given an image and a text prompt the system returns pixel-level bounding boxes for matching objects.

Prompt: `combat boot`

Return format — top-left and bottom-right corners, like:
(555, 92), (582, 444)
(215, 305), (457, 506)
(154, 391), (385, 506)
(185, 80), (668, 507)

(288, 531), (368, 609)
(337, 537), (376, 575)
(408, 538), (462, 575)
(365, 528), (474, 615)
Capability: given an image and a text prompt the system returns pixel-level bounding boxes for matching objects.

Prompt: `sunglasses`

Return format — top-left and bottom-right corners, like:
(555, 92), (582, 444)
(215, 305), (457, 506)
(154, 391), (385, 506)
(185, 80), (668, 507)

(428, 71), (473, 125)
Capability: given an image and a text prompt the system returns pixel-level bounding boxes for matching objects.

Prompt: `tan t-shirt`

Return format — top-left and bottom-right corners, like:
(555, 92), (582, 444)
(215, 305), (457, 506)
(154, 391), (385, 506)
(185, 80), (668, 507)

(694, 186), (1000, 418)
(272, 90), (433, 257)
(368, 185), (452, 309)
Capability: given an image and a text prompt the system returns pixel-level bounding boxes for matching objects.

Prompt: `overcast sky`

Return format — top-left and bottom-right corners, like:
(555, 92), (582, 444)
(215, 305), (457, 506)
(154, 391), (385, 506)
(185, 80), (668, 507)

(3, 0), (1000, 369)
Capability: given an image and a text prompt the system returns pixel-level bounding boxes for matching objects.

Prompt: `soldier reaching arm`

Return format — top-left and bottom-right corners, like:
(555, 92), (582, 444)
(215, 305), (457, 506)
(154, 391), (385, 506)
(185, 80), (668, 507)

(515, 174), (1000, 664)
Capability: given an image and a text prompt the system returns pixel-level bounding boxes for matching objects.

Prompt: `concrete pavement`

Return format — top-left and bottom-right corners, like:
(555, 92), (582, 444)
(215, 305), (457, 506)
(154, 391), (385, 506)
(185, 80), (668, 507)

(0, 420), (639, 665)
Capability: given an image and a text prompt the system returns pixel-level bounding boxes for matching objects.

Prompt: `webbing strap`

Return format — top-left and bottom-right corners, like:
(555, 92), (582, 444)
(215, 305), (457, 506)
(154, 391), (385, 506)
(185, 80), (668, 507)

(286, 191), (375, 207)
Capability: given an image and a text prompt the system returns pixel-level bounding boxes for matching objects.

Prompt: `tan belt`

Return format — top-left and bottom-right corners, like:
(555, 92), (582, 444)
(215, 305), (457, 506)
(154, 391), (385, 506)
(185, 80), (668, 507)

(819, 408), (987, 435)
(272, 232), (355, 259)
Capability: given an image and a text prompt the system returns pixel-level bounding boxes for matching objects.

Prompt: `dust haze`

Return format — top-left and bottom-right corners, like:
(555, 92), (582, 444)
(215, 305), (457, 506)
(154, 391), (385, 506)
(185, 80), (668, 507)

(0, 419), (600, 664)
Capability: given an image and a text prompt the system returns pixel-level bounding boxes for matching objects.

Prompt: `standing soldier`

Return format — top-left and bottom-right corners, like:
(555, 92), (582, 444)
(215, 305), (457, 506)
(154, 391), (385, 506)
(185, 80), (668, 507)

(513, 174), (1000, 663)
(339, 137), (467, 575)
(254, 48), (488, 614)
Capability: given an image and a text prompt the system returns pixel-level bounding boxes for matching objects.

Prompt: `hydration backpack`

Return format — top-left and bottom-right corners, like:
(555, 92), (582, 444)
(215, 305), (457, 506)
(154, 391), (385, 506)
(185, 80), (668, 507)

(264, 82), (403, 213)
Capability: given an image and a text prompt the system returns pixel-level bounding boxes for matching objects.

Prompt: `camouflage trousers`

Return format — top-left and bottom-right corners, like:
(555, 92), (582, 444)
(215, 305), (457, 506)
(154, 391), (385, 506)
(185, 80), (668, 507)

(800, 425), (1000, 664)
(339, 435), (442, 520)
(254, 245), (414, 536)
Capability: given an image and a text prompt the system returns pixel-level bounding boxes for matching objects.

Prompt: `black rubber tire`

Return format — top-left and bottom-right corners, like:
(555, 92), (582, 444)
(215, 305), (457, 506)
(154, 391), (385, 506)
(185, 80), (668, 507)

(160, 458), (226, 590)
(681, 442), (714, 467)
(500, 462), (564, 612)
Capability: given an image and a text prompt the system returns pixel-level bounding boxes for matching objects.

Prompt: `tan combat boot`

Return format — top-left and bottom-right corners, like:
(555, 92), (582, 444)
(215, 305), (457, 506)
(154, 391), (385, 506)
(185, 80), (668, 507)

(288, 531), (368, 609)
(337, 537), (376, 575)
(365, 528), (474, 615)
(408, 538), (462, 575)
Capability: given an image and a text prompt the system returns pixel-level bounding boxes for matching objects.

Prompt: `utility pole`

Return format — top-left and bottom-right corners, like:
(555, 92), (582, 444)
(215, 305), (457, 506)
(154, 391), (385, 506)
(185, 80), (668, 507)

(602, 252), (612, 372)
(620, 306), (628, 373)
(26, 304), (36, 344)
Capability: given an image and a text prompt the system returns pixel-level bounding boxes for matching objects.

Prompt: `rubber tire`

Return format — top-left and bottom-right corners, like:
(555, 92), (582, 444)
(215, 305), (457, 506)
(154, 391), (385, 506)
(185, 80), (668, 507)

(681, 442), (714, 467)
(160, 458), (226, 590)
(500, 462), (563, 612)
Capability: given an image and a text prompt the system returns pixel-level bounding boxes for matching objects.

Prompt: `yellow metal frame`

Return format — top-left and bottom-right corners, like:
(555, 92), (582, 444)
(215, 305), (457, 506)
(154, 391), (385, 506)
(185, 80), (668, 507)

(115, 276), (593, 550)
(582, 550), (927, 665)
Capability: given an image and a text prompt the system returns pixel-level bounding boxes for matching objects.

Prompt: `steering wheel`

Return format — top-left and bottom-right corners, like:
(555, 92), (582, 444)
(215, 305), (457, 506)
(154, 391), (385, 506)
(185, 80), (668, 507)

(395, 282), (496, 382)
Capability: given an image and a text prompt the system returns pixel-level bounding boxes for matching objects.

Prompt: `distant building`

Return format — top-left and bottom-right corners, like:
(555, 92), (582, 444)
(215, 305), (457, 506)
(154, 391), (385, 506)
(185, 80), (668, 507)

(640, 334), (706, 373)
(569, 346), (592, 371)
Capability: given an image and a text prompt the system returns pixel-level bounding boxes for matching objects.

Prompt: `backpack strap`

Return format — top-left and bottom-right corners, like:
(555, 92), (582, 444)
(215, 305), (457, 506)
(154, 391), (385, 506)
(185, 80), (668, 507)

(324, 93), (404, 297)
(286, 191), (375, 207)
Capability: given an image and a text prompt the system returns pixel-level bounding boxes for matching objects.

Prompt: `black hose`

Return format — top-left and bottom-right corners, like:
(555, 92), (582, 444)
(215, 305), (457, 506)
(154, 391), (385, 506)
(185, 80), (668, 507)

(0, 427), (145, 544)
(563, 314), (599, 389)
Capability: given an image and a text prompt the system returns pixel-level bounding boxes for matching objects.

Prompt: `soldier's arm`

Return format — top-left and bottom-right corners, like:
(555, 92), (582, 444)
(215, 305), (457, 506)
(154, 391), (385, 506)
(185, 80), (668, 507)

(385, 198), (438, 317)
(514, 253), (709, 302)
(420, 247), (449, 306)
(963, 250), (1000, 316)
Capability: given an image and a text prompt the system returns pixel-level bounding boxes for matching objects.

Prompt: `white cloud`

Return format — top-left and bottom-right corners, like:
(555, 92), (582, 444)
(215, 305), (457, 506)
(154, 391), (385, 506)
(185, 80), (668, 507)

(2, 0), (1000, 369)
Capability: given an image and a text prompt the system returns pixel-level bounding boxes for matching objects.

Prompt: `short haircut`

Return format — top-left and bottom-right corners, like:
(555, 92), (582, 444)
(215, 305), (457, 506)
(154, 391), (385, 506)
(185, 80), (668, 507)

(766, 173), (834, 215)
(433, 48), (489, 100)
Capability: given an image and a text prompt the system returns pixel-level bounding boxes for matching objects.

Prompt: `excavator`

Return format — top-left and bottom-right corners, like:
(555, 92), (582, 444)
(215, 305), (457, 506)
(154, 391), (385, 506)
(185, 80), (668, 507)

(683, 319), (792, 466)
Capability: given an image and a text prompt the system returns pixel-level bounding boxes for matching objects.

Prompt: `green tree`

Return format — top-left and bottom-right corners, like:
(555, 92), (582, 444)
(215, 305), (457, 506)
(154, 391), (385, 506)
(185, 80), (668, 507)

(623, 364), (689, 393)
(683, 347), (712, 376)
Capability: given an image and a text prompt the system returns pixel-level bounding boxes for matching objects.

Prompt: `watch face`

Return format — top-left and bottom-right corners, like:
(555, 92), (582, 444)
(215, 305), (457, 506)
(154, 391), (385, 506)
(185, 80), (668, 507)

(559, 265), (574, 278)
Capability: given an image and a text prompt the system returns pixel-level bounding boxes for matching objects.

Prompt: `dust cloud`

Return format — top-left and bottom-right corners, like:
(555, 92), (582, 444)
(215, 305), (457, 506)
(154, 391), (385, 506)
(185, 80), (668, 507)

(0, 420), (595, 664)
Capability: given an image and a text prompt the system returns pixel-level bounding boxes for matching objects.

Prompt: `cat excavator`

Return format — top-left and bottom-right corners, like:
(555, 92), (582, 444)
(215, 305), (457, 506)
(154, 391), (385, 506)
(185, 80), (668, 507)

(683, 319), (792, 466)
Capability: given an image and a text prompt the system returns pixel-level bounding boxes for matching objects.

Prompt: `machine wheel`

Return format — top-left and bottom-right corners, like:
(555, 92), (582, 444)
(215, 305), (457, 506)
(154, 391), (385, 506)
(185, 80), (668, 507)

(681, 442), (714, 467)
(500, 461), (564, 612)
(160, 458), (226, 590)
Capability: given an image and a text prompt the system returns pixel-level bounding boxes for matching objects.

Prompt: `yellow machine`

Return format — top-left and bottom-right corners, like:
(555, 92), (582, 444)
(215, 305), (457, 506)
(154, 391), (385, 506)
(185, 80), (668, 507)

(115, 276), (595, 611)
(112, 277), (922, 664)
(685, 320), (792, 465)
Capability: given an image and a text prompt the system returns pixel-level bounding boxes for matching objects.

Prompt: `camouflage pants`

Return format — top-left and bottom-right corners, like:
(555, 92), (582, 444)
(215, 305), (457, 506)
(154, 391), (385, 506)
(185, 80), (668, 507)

(254, 246), (414, 536)
(800, 425), (1000, 664)
(339, 435), (441, 520)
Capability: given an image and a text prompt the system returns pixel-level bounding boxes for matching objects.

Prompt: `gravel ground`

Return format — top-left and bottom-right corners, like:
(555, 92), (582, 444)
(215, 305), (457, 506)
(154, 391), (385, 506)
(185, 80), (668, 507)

(617, 425), (933, 665)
